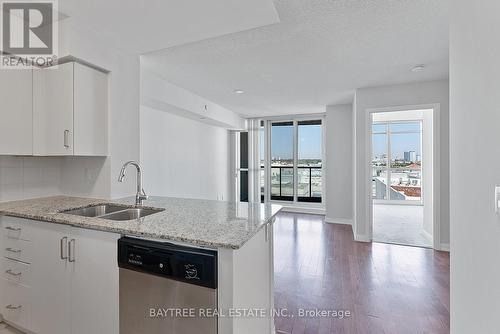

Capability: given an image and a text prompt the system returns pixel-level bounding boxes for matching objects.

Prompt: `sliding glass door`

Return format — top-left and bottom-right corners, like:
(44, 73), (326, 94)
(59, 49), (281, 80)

(270, 119), (323, 203)
(372, 121), (422, 203)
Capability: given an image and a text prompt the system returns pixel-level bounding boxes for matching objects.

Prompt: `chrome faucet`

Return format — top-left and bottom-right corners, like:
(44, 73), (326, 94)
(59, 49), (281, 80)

(118, 161), (148, 206)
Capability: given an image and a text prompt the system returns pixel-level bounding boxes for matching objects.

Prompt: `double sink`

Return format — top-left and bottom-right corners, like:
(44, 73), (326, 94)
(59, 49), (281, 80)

(61, 204), (164, 221)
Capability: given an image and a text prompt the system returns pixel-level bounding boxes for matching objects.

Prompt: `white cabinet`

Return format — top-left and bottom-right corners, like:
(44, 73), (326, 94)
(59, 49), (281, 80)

(0, 217), (119, 334)
(33, 62), (108, 156)
(0, 216), (34, 333)
(30, 221), (72, 334)
(73, 63), (108, 156)
(69, 228), (119, 334)
(0, 69), (33, 155)
(33, 63), (74, 155)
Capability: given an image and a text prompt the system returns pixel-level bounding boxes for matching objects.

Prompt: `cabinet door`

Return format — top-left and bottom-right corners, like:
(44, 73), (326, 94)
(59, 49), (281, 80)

(33, 62), (74, 155)
(69, 227), (119, 334)
(0, 69), (33, 155)
(73, 63), (108, 156)
(30, 220), (71, 334)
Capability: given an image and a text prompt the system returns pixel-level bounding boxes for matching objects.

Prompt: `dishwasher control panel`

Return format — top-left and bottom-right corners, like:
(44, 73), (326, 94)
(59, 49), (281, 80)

(118, 237), (217, 289)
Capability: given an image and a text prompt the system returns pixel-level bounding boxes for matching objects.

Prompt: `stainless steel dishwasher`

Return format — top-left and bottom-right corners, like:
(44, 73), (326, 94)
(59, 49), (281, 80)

(118, 237), (218, 334)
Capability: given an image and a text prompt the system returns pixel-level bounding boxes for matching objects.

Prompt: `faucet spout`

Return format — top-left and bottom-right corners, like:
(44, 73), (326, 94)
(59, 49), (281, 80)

(118, 161), (148, 206)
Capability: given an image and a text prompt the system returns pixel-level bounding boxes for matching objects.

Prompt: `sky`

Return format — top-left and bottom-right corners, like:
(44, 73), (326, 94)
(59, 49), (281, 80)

(372, 133), (421, 159)
(270, 124), (322, 160)
(372, 122), (421, 159)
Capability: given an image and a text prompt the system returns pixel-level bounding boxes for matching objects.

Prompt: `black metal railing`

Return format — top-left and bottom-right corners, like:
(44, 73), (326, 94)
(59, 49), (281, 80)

(269, 166), (322, 202)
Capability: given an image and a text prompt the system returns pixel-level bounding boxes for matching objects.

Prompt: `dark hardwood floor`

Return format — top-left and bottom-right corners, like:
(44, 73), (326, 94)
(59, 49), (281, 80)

(273, 212), (450, 334)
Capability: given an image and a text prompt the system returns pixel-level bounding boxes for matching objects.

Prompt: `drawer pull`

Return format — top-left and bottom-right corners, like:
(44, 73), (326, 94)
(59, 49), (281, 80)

(5, 269), (22, 277)
(5, 247), (21, 253)
(5, 226), (21, 231)
(6, 304), (22, 310)
(60, 237), (68, 260)
(64, 130), (70, 148)
(68, 239), (75, 262)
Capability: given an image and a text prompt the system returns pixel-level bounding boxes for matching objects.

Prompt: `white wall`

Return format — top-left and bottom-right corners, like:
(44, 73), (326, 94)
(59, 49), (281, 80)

(353, 80), (449, 246)
(140, 106), (231, 201)
(450, 1), (500, 332)
(325, 104), (353, 223)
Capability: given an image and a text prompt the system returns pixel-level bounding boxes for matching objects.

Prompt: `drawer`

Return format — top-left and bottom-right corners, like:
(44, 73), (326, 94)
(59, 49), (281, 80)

(2, 257), (31, 287)
(3, 237), (32, 264)
(1, 278), (31, 330)
(1, 216), (32, 241)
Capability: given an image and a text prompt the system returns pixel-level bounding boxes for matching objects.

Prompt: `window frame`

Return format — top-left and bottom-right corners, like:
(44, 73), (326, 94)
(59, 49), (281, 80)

(266, 115), (325, 205)
(372, 120), (423, 205)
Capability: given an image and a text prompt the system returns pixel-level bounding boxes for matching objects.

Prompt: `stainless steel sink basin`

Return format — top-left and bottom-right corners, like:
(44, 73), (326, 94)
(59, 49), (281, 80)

(62, 204), (127, 217)
(99, 208), (164, 221)
(61, 204), (164, 221)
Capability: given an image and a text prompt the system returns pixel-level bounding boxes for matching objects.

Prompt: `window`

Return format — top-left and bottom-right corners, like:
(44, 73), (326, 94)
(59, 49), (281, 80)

(239, 132), (248, 202)
(297, 120), (322, 202)
(372, 121), (422, 203)
(270, 119), (323, 203)
(271, 122), (294, 201)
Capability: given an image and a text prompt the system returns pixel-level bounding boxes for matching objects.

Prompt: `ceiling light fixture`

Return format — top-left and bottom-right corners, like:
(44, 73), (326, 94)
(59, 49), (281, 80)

(233, 89), (244, 94)
(411, 65), (425, 73)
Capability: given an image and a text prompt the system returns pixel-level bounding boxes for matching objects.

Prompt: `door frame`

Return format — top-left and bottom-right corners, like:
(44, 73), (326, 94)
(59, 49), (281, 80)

(366, 104), (441, 249)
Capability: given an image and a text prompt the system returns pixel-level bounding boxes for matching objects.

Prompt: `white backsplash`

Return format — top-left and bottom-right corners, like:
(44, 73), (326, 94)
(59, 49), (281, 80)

(0, 156), (62, 202)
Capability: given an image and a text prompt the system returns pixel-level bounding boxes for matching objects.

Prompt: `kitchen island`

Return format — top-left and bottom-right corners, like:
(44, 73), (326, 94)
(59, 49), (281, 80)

(0, 196), (282, 334)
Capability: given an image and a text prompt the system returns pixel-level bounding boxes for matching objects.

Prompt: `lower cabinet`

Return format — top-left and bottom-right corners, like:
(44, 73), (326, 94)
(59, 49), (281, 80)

(30, 222), (72, 334)
(1, 216), (120, 334)
(69, 227), (119, 334)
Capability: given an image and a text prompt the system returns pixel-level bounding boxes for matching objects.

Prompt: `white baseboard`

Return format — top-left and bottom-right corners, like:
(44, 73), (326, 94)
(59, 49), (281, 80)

(280, 206), (325, 215)
(354, 233), (371, 242)
(439, 243), (450, 252)
(324, 217), (352, 225)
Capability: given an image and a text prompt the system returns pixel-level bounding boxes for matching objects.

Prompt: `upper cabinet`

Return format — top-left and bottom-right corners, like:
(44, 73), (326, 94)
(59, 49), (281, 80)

(0, 69), (33, 155)
(0, 61), (108, 157)
(33, 62), (108, 156)
(73, 63), (108, 156)
(33, 63), (74, 156)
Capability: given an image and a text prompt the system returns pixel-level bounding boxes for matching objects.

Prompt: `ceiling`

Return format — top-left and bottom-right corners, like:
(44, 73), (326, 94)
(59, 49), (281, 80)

(58, 0), (280, 54)
(143, 0), (449, 117)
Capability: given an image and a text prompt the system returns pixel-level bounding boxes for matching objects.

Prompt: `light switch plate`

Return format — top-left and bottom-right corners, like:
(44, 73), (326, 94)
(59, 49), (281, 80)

(495, 186), (500, 213)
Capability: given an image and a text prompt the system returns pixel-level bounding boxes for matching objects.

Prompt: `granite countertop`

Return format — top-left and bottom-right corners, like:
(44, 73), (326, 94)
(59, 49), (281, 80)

(0, 196), (282, 249)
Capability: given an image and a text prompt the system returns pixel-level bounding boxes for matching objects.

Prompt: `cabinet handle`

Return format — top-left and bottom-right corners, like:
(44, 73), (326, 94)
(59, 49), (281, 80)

(5, 269), (21, 277)
(68, 239), (75, 262)
(64, 130), (70, 148)
(5, 247), (21, 253)
(5, 226), (21, 231)
(6, 304), (22, 310)
(60, 237), (68, 260)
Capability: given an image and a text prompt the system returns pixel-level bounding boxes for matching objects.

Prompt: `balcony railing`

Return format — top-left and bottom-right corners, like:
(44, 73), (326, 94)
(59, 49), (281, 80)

(269, 166), (322, 202)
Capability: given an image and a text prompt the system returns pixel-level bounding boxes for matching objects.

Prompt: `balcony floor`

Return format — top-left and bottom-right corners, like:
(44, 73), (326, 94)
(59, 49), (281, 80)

(373, 204), (432, 248)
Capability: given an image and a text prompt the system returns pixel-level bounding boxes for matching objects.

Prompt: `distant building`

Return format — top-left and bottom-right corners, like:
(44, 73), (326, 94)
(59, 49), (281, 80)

(404, 151), (417, 162)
